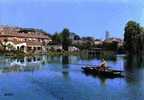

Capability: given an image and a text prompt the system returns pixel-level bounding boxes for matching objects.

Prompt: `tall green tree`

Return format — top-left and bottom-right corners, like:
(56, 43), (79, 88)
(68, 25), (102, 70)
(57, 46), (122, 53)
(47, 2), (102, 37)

(51, 32), (61, 44)
(124, 21), (141, 54)
(61, 28), (71, 51)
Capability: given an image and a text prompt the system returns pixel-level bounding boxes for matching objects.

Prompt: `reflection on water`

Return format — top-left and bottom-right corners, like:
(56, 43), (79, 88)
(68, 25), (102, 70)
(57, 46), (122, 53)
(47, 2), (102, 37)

(0, 54), (143, 100)
(80, 51), (117, 61)
(62, 56), (69, 79)
(82, 72), (108, 85)
(0, 56), (45, 73)
(124, 55), (144, 84)
(123, 54), (144, 100)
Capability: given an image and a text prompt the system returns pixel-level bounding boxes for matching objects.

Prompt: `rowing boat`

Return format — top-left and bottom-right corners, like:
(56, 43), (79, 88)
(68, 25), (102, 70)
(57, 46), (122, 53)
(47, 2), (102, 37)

(82, 66), (124, 78)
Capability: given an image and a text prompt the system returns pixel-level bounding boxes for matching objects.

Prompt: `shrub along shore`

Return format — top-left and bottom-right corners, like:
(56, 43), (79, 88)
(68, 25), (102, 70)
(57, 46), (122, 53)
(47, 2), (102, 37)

(0, 50), (80, 58)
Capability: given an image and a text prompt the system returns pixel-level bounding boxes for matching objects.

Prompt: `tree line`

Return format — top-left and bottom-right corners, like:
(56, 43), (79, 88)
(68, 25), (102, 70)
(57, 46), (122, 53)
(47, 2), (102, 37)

(51, 28), (124, 52)
(50, 28), (97, 51)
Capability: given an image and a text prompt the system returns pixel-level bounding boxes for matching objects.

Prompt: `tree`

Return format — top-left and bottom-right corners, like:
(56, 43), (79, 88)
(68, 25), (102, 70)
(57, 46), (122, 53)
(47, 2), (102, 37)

(51, 32), (61, 44)
(61, 28), (71, 51)
(103, 41), (118, 51)
(74, 35), (80, 40)
(0, 39), (8, 51)
(6, 43), (15, 51)
(124, 21), (141, 54)
(81, 36), (95, 41)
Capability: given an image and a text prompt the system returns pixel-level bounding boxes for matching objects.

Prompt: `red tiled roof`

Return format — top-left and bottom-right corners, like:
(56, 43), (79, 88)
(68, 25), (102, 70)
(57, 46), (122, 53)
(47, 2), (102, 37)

(0, 33), (50, 39)
(0, 26), (51, 39)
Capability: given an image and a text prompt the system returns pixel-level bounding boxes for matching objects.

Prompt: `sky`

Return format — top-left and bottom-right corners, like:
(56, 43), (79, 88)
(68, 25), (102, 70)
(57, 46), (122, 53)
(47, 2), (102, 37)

(0, 0), (144, 39)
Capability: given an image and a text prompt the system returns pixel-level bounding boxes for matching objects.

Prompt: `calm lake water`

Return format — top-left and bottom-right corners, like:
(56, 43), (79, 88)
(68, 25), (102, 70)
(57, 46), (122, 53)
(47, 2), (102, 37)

(0, 54), (144, 100)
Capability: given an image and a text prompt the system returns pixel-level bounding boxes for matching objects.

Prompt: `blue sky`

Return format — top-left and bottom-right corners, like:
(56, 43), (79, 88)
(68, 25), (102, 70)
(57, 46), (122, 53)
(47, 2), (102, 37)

(0, 0), (144, 39)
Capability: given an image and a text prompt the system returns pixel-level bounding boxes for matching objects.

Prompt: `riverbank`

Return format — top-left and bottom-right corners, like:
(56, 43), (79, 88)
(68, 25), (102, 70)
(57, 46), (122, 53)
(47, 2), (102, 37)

(0, 50), (125, 60)
(47, 51), (80, 56)
(0, 50), (80, 58)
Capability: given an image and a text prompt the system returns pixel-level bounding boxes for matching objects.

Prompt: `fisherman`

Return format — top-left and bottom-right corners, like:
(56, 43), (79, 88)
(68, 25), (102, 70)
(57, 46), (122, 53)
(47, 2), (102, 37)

(99, 58), (108, 71)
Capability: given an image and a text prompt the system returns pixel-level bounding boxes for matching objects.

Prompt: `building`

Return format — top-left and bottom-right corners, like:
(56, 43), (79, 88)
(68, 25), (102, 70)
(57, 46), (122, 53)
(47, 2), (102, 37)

(105, 31), (111, 40)
(103, 37), (123, 47)
(94, 39), (103, 46)
(69, 46), (80, 52)
(0, 26), (51, 53)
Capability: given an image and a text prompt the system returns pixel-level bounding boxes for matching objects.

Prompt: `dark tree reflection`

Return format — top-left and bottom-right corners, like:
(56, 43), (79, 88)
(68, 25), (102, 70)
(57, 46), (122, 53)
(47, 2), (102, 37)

(124, 54), (144, 84)
(62, 56), (70, 80)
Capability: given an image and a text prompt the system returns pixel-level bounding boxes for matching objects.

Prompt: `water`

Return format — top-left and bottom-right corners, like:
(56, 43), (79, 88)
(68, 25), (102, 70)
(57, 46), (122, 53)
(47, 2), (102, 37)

(0, 55), (143, 100)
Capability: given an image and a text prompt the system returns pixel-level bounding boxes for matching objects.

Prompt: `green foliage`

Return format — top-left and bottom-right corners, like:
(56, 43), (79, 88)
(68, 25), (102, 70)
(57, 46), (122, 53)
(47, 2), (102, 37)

(103, 41), (118, 51)
(0, 39), (8, 50)
(60, 28), (71, 51)
(48, 51), (79, 56)
(51, 32), (61, 44)
(124, 21), (141, 54)
(6, 43), (15, 51)
(51, 28), (72, 51)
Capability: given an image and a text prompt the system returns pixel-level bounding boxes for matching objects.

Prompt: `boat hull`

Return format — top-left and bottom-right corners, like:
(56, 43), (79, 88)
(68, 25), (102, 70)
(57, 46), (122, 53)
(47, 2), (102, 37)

(82, 67), (124, 78)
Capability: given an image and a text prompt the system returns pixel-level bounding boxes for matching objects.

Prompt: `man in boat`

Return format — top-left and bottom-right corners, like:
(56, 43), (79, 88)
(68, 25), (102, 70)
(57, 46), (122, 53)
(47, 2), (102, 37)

(99, 58), (108, 71)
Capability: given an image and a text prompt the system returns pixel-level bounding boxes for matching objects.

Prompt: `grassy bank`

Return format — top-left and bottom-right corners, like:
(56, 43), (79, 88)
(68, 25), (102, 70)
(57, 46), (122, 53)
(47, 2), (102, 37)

(0, 50), (36, 58)
(0, 50), (80, 58)
(47, 51), (80, 56)
(0, 50), (121, 61)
